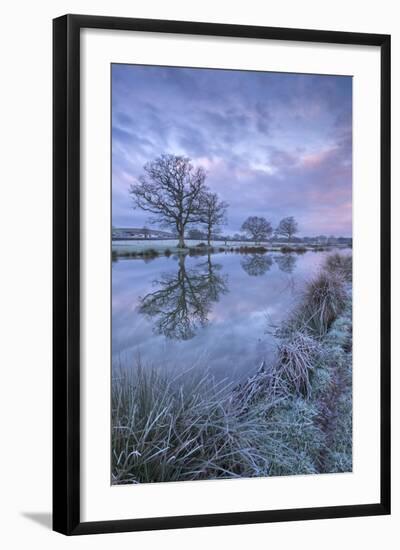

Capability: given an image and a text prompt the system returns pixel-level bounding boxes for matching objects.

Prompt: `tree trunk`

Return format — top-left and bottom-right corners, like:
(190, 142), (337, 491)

(207, 227), (211, 247)
(178, 228), (186, 248)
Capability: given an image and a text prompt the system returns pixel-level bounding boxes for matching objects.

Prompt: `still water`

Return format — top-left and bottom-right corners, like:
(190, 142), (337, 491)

(112, 251), (331, 381)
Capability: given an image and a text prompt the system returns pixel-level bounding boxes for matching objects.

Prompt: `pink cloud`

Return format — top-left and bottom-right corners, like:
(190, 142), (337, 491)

(300, 147), (338, 169)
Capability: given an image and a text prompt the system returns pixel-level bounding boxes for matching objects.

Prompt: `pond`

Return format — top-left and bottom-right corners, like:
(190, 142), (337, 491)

(112, 250), (334, 382)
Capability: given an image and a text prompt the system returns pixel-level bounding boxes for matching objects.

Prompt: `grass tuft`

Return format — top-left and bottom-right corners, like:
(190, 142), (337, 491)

(323, 253), (352, 282)
(280, 246), (307, 254)
(275, 332), (321, 398)
(238, 246), (267, 254)
(112, 366), (274, 484)
(290, 271), (347, 337)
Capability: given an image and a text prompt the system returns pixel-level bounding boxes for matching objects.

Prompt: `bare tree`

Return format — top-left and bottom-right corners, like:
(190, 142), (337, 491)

(199, 191), (228, 246)
(327, 235), (337, 245)
(187, 228), (205, 240)
(129, 154), (207, 248)
(315, 235), (328, 245)
(240, 216), (272, 244)
(275, 216), (299, 243)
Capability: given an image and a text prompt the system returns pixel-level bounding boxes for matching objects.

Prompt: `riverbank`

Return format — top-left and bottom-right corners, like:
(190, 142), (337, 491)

(112, 253), (352, 483)
(112, 240), (349, 260)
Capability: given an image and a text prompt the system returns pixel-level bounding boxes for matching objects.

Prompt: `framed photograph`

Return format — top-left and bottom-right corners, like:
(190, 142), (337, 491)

(53, 14), (390, 535)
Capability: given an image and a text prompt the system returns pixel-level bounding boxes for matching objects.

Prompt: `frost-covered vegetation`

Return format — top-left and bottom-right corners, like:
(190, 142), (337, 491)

(112, 253), (352, 484)
(111, 239), (343, 258)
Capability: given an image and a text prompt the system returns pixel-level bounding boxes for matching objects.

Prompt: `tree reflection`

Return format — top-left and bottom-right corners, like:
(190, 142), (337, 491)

(274, 254), (298, 274)
(240, 254), (273, 276)
(138, 254), (228, 340)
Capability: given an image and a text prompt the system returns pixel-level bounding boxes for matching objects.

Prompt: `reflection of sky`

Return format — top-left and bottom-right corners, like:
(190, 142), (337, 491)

(112, 252), (330, 381)
(112, 65), (352, 236)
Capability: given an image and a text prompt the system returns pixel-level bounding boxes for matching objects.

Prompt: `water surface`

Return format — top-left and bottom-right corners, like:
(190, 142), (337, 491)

(112, 251), (331, 381)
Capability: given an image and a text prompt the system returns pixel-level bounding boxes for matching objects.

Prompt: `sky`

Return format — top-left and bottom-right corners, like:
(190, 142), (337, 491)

(112, 64), (352, 237)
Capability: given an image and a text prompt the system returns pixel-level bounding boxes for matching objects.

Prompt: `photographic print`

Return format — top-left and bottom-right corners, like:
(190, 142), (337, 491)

(111, 64), (353, 485)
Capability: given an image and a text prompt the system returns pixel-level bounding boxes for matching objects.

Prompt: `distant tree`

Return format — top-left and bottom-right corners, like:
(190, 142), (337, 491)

(241, 216), (272, 244)
(199, 191), (228, 246)
(129, 154), (207, 248)
(188, 228), (206, 240)
(327, 235), (337, 245)
(142, 226), (150, 239)
(275, 216), (299, 243)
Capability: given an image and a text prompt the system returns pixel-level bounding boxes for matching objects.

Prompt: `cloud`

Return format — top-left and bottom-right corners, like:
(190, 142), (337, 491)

(112, 65), (352, 235)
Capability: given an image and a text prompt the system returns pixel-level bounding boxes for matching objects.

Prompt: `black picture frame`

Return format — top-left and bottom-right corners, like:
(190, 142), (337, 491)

(53, 14), (391, 535)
